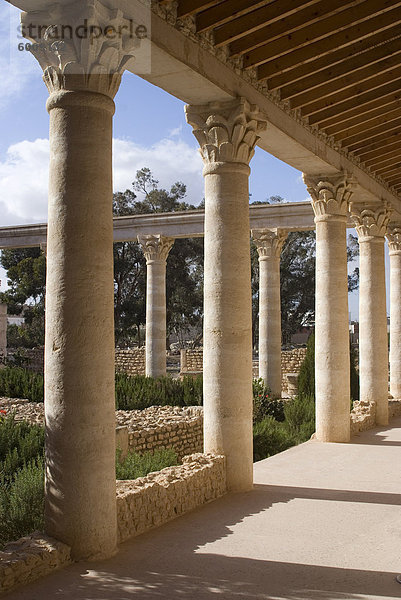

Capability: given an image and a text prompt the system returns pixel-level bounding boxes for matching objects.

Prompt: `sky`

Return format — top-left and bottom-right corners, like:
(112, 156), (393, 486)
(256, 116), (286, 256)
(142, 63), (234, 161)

(0, 2), (390, 320)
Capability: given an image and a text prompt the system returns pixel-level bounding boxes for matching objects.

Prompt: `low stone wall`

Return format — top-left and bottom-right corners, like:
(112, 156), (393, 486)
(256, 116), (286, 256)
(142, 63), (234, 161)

(281, 348), (307, 396)
(181, 347), (308, 396)
(116, 453), (226, 544)
(350, 399), (401, 435)
(0, 400), (203, 460)
(0, 533), (71, 595)
(115, 348), (146, 376)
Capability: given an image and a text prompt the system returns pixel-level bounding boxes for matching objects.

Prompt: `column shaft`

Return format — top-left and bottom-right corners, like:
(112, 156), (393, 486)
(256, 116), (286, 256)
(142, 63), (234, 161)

(389, 249), (401, 398)
(146, 259), (167, 377)
(203, 162), (253, 490)
(259, 256), (281, 393)
(359, 238), (388, 423)
(315, 217), (350, 441)
(45, 91), (117, 560)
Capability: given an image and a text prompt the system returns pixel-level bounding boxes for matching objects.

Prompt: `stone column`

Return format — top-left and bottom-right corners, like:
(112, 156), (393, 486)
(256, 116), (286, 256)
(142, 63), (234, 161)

(387, 225), (401, 399)
(186, 98), (267, 491)
(138, 235), (174, 377)
(252, 229), (287, 397)
(0, 304), (7, 360)
(351, 204), (391, 425)
(304, 174), (354, 442)
(23, 3), (136, 560)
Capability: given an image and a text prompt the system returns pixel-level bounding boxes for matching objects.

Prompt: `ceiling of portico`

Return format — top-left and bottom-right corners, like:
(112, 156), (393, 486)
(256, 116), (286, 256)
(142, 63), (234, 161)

(159, 0), (401, 199)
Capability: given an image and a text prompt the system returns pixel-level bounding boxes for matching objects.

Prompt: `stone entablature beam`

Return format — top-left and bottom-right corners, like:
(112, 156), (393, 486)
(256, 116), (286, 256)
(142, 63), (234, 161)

(304, 173), (355, 443)
(351, 202), (392, 425)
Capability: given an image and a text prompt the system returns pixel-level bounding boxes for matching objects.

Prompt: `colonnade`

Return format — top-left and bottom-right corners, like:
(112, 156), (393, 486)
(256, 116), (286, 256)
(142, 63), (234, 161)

(22, 2), (401, 563)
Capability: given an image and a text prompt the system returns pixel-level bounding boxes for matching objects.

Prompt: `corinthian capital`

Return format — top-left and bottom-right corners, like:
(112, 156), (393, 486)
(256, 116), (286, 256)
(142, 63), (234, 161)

(185, 98), (267, 166)
(138, 235), (174, 263)
(303, 173), (355, 221)
(350, 203), (392, 241)
(252, 229), (288, 260)
(21, 0), (141, 97)
(386, 224), (401, 254)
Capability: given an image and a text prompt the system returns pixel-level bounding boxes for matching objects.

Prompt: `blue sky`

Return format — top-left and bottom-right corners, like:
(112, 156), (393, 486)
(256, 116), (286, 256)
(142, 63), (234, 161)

(0, 1), (389, 319)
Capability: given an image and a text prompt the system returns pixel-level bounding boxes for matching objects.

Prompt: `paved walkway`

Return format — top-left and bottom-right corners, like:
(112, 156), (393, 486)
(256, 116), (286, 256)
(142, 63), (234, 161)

(6, 418), (401, 599)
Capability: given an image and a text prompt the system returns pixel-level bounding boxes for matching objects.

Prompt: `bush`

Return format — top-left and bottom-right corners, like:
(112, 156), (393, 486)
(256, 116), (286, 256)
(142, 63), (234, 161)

(0, 458), (45, 548)
(298, 333), (360, 403)
(253, 417), (297, 462)
(0, 415), (44, 485)
(252, 378), (285, 423)
(284, 394), (315, 442)
(0, 367), (44, 403)
(116, 448), (178, 480)
(115, 373), (203, 410)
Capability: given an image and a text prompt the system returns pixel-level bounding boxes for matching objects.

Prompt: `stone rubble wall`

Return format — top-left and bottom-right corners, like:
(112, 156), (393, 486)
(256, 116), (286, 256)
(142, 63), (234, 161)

(115, 348), (146, 376)
(350, 399), (401, 435)
(181, 347), (308, 395)
(7, 347), (147, 377)
(116, 453), (226, 544)
(281, 348), (307, 395)
(0, 400), (204, 460)
(0, 533), (71, 595)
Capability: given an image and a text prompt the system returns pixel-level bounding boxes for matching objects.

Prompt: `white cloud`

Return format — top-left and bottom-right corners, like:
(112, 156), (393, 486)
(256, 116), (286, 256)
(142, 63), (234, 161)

(0, 135), (204, 227)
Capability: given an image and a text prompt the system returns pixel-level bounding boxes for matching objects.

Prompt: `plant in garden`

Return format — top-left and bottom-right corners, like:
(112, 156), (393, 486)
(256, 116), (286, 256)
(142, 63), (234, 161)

(116, 448), (178, 480)
(252, 378), (285, 423)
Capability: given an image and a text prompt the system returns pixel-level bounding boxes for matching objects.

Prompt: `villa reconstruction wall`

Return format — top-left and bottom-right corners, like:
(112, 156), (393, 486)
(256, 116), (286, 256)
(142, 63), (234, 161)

(180, 348), (308, 394)
(117, 453), (226, 543)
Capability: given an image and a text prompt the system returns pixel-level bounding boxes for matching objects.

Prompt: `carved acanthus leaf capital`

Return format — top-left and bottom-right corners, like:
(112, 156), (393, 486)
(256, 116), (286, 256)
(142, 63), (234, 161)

(22, 0), (140, 97)
(138, 235), (174, 263)
(252, 229), (288, 259)
(303, 173), (355, 220)
(185, 98), (267, 166)
(350, 203), (392, 241)
(386, 225), (401, 254)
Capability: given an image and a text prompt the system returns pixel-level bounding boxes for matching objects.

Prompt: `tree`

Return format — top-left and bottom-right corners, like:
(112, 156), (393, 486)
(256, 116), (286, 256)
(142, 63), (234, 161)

(113, 168), (204, 347)
(0, 248), (46, 348)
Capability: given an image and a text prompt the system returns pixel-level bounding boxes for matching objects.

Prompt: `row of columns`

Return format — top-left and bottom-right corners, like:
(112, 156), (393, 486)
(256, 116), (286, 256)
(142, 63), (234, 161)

(22, 0), (401, 563)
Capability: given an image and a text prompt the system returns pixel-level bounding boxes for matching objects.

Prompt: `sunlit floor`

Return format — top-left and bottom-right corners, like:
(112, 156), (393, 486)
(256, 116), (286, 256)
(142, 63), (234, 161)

(5, 417), (401, 600)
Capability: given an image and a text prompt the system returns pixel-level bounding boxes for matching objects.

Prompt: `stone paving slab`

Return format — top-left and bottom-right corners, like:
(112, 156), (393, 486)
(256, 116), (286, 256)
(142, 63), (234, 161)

(4, 418), (401, 599)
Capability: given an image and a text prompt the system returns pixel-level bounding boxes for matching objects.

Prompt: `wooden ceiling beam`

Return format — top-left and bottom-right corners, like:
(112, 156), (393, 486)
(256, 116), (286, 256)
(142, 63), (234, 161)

(265, 26), (401, 91)
(371, 157), (401, 173)
(289, 54), (401, 109)
(228, 0), (358, 57)
(307, 80), (401, 123)
(345, 124), (401, 153)
(339, 113), (401, 146)
(374, 162), (401, 177)
(213, 0), (321, 47)
(280, 37), (401, 101)
(323, 100), (401, 136)
(300, 65), (401, 117)
(358, 139), (401, 163)
(176, 0), (222, 18)
(196, 0), (268, 33)
(246, 0), (392, 70)
(256, 4), (401, 80)
(386, 175), (401, 186)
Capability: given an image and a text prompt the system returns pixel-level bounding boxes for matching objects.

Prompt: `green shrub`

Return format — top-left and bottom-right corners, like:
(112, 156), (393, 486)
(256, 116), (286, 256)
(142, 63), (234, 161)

(284, 394), (315, 442)
(253, 417), (297, 462)
(298, 334), (315, 399)
(116, 448), (178, 480)
(252, 378), (285, 423)
(115, 373), (203, 410)
(0, 457), (45, 548)
(0, 415), (45, 485)
(0, 367), (44, 403)
(298, 334), (360, 404)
